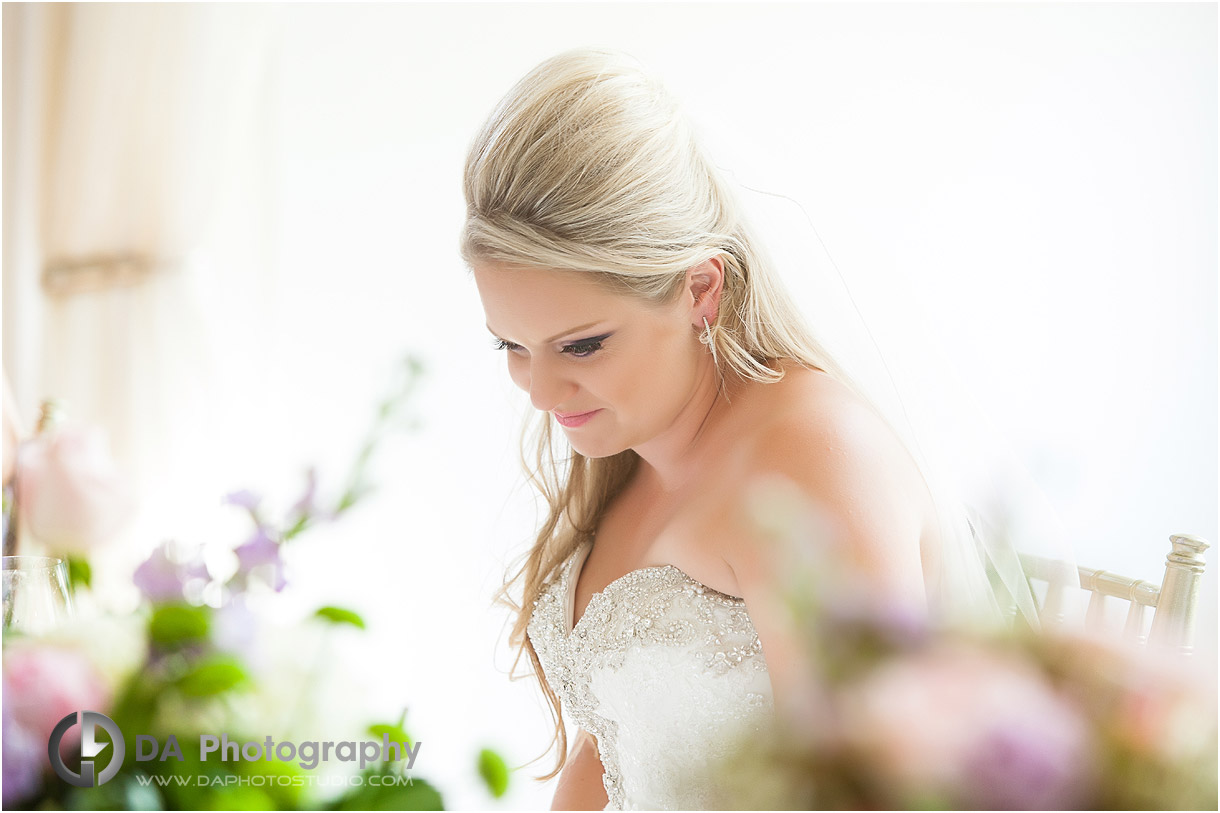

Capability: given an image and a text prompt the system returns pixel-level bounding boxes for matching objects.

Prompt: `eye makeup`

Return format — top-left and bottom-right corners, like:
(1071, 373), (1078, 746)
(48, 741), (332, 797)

(561, 333), (612, 357)
(492, 332), (613, 358)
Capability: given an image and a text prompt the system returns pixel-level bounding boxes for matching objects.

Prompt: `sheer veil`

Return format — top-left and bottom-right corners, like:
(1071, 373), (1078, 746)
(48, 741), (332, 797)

(733, 180), (1079, 630)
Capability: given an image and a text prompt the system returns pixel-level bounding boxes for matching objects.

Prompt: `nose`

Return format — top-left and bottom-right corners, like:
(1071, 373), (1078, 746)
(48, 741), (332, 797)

(519, 356), (575, 413)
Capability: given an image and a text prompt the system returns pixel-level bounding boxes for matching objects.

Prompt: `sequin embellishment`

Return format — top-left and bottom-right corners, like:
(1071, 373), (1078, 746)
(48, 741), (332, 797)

(527, 542), (773, 810)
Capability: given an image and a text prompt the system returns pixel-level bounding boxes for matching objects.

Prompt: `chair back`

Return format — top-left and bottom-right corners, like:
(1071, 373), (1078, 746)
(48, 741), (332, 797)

(1020, 534), (1209, 655)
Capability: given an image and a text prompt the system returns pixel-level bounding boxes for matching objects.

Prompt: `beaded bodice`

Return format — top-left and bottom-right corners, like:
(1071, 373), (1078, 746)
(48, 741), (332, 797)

(527, 540), (774, 810)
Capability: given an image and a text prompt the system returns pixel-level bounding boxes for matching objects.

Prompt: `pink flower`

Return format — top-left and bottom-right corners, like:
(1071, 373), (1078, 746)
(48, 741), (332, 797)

(15, 425), (135, 556)
(1062, 632), (1216, 763)
(223, 488), (262, 515)
(2, 641), (111, 806)
(842, 642), (1097, 809)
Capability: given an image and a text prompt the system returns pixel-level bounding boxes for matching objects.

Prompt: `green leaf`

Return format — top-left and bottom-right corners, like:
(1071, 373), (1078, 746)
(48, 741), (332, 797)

(121, 776), (165, 810)
(60, 771), (164, 811)
(201, 785), (274, 811)
(149, 604), (210, 646)
(478, 748), (510, 798)
(315, 605), (366, 629)
(330, 777), (443, 810)
(282, 514), (311, 541)
(176, 655), (248, 697)
(334, 489), (360, 515)
(66, 556), (92, 590)
(368, 722), (411, 748)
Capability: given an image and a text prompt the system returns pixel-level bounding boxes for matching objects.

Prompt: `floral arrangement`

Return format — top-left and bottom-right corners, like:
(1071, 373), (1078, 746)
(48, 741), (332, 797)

(3, 357), (511, 810)
(704, 485), (1218, 811)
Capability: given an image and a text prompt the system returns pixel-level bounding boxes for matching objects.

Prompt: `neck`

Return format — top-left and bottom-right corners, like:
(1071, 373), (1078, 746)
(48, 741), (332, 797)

(630, 358), (734, 492)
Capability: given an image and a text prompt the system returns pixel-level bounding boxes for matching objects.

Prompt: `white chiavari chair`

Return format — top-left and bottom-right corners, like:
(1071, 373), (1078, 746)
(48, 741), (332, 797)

(1019, 534), (1210, 655)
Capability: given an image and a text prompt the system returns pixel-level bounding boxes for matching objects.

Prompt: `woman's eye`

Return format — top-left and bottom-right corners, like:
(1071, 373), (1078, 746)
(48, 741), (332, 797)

(493, 334), (608, 357)
(562, 340), (603, 358)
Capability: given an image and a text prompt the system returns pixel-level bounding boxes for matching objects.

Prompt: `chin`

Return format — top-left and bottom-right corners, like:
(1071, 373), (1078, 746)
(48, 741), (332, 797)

(564, 435), (628, 460)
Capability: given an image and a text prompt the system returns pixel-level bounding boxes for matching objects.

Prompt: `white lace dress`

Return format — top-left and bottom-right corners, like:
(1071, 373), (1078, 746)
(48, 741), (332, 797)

(528, 539), (775, 810)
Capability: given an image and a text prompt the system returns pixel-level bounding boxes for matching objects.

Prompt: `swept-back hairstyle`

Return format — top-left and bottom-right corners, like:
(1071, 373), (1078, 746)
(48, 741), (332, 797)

(460, 48), (862, 777)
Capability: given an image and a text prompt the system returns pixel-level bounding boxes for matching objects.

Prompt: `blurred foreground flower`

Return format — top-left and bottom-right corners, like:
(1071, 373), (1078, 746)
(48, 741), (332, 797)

(3, 356), (512, 811)
(15, 411), (135, 557)
(2, 641), (112, 807)
(704, 478), (1218, 811)
(133, 541), (210, 603)
(841, 642), (1096, 809)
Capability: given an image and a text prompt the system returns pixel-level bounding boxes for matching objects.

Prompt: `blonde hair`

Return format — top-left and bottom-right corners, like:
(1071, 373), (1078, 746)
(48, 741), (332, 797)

(461, 48), (858, 778)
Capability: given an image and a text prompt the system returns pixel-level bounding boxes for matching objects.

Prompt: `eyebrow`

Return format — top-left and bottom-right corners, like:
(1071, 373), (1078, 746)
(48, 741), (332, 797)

(485, 321), (605, 344)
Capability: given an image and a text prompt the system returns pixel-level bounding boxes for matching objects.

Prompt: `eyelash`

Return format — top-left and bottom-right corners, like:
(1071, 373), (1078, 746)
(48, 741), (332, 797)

(492, 337), (607, 358)
(563, 339), (604, 358)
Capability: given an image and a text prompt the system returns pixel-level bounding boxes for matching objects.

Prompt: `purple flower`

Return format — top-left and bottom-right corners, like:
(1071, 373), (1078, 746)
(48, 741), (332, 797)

(869, 601), (931, 646)
(133, 542), (209, 603)
(211, 596), (259, 659)
(233, 529), (286, 591)
(965, 720), (1093, 810)
(823, 590), (930, 646)
(222, 489), (262, 512)
(843, 643), (1097, 809)
(234, 528), (278, 568)
(2, 701), (43, 807)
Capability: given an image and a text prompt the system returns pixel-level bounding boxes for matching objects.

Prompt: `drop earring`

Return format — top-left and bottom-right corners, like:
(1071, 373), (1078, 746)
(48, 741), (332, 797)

(702, 316), (719, 369)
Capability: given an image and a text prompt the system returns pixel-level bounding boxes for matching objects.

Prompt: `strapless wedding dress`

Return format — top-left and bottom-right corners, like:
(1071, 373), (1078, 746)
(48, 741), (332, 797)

(528, 539), (775, 810)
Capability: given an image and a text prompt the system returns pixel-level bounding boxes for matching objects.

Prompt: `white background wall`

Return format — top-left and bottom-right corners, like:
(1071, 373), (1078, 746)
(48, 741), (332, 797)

(8, 4), (1215, 809)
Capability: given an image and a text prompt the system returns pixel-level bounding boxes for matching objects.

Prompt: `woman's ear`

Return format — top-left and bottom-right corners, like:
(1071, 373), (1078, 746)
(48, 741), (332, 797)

(687, 256), (725, 326)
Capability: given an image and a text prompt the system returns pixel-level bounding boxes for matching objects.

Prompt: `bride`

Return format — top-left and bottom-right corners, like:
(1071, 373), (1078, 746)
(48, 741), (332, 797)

(462, 49), (998, 810)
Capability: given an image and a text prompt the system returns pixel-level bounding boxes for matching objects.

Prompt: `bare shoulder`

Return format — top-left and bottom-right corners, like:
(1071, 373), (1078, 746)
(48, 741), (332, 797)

(686, 365), (934, 717)
(738, 364), (917, 484)
(707, 362), (932, 602)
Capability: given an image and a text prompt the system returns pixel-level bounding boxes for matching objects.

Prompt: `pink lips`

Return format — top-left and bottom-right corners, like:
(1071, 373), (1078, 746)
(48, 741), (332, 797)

(553, 409), (601, 428)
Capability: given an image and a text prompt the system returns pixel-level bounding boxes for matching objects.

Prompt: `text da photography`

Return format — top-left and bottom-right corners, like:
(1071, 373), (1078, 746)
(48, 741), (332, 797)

(139, 732), (422, 772)
(49, 709), (423, 789)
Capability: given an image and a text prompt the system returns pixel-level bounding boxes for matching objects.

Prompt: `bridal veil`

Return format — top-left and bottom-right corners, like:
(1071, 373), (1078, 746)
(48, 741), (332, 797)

(733, 182), (1077, 630)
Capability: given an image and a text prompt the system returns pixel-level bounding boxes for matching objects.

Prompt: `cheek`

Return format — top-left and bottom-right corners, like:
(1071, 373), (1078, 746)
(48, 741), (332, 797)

(593, 359), (658, 416)
(603, 364), (640, 403)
